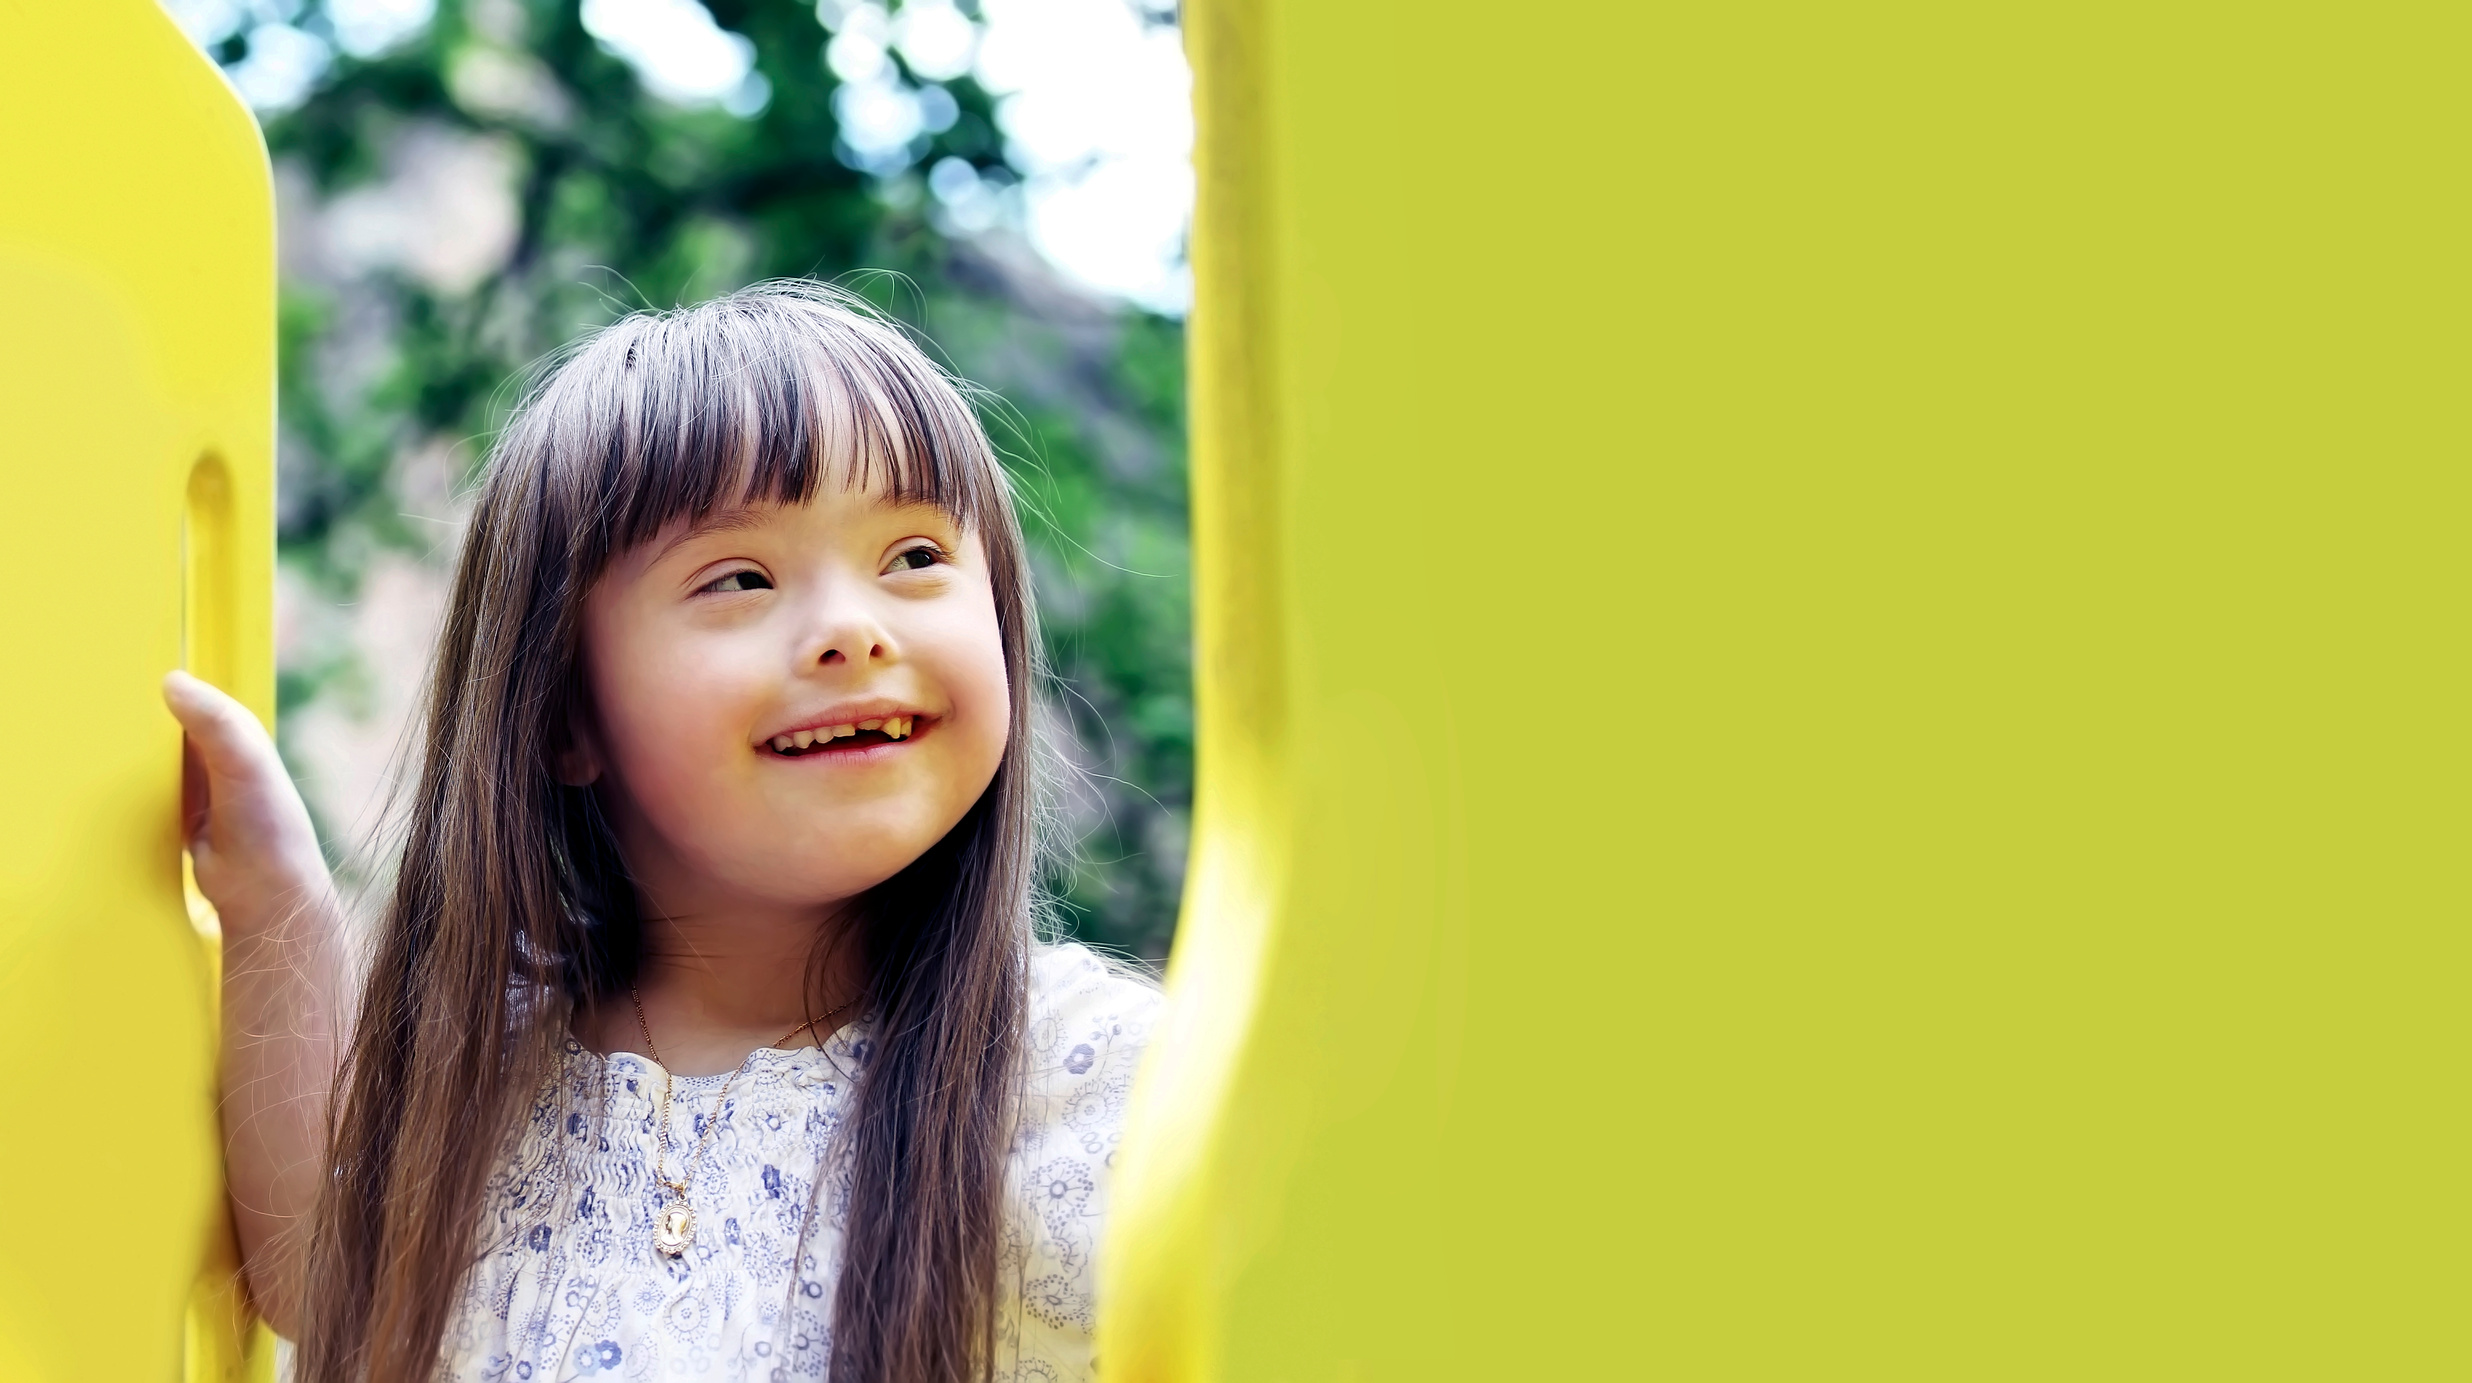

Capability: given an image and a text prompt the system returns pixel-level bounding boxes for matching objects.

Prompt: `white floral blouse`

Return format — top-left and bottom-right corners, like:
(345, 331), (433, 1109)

(438, 943), (1160, 1382)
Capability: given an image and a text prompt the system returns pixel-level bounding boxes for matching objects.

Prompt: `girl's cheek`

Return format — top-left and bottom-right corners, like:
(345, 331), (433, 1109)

(961, 647), (1015, 777)
(598, 627), (747, 790)
(947, 598), (1011, 722)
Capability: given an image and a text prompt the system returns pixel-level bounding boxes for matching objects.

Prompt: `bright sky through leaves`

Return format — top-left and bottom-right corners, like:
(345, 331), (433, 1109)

(166, 0), (1192, 314)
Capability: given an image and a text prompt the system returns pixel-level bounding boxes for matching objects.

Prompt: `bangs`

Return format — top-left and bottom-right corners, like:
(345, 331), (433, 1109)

(539, 284), (1006, 563)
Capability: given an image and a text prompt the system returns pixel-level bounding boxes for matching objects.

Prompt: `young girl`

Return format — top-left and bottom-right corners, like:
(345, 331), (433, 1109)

(166, 284), (1161, 1382)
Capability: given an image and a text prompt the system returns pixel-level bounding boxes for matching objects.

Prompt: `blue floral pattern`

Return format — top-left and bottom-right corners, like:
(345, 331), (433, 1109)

(439, 944), (1160, 1382)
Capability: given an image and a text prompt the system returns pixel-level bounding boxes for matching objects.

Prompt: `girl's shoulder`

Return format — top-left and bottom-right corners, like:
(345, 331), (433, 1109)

(1022, 940), (1164, 1085)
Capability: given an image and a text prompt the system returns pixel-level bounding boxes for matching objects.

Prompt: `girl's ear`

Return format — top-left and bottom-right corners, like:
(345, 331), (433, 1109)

(554, 716), (605, 787)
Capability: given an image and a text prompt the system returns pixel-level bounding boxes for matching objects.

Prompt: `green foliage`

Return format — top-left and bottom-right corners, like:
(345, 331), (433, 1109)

(261, 0), (1190, 957)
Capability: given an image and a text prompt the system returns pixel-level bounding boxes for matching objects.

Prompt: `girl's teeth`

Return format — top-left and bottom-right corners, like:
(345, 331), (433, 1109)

(775, 719), (918, 749)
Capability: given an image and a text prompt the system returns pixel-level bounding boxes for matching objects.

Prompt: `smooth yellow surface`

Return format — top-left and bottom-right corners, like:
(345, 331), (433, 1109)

(0, 3), (276, 1378)
(1107, 2), (2465, 1377)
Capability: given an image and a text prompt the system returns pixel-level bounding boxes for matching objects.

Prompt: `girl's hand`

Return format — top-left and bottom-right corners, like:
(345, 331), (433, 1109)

(164, 669), (346, 1338)
(162, 670), (334, 939)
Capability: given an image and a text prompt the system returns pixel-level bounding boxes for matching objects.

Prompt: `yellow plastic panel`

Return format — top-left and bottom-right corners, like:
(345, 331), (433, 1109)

(1108, 1), (2464, 1378)
(0, 3), (276, 1379)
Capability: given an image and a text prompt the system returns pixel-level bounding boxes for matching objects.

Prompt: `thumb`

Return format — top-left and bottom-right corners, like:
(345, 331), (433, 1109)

(163, 669), (279, 784)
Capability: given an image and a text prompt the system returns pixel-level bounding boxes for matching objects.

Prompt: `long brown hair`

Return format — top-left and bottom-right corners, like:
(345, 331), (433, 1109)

(296, 283), (1041, 1382)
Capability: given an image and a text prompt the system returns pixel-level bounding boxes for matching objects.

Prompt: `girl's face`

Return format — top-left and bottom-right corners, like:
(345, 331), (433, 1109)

(568, 481), (1011, 916)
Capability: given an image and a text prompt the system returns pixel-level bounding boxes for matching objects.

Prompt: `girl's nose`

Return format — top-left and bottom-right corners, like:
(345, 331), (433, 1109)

(817, 638), (887, 666)
(803, 599), (898, 668)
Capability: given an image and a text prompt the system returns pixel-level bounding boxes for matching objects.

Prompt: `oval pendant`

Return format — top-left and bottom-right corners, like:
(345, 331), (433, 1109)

(654, 1202), (696, 1257)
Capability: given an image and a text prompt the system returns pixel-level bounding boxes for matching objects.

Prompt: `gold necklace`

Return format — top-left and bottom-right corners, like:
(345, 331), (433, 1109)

(629, 986), (860, 1258)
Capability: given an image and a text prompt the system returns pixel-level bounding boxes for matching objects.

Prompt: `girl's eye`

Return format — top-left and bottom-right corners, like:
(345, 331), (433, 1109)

(885, 545), (945, 573)
(701, 569), (773, 594)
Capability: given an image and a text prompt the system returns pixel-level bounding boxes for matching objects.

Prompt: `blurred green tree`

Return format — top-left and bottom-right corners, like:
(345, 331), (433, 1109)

(220, 0), (1190, 958)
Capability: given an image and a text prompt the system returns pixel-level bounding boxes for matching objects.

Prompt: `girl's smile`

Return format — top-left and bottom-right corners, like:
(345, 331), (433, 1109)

(762, 705), (932, 756)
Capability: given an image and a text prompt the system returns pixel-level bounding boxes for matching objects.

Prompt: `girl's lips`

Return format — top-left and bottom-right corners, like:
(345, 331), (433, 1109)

(762, 714), (930, 757)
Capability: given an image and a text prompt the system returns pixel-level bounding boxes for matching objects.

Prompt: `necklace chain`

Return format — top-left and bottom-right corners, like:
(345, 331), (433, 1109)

(628, 986), (860, 1237)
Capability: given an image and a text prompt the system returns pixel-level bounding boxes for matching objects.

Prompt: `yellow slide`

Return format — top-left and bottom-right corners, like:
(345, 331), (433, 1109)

(1106, 0), (2464, 1378)
(0, 2), (276, 1379)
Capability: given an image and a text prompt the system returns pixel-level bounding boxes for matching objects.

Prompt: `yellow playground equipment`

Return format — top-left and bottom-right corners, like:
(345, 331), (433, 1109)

(1105, 0), (2463, 1377)
(0, 3), (277, 1380)
(2, 0), (2464, 1379)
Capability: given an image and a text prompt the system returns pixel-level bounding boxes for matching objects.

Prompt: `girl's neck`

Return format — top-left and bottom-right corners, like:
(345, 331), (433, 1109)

(577, 901), (869, 1076)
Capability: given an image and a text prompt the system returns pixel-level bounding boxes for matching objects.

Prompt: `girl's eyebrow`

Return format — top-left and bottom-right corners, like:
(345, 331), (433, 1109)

(653, 507), (771, 564)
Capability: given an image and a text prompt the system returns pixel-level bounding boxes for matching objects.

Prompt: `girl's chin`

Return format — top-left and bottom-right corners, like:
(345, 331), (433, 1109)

(699, 830), (956, 901)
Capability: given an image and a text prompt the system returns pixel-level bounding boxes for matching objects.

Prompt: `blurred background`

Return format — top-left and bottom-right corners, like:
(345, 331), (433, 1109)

(165, 0), (1195, 960)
